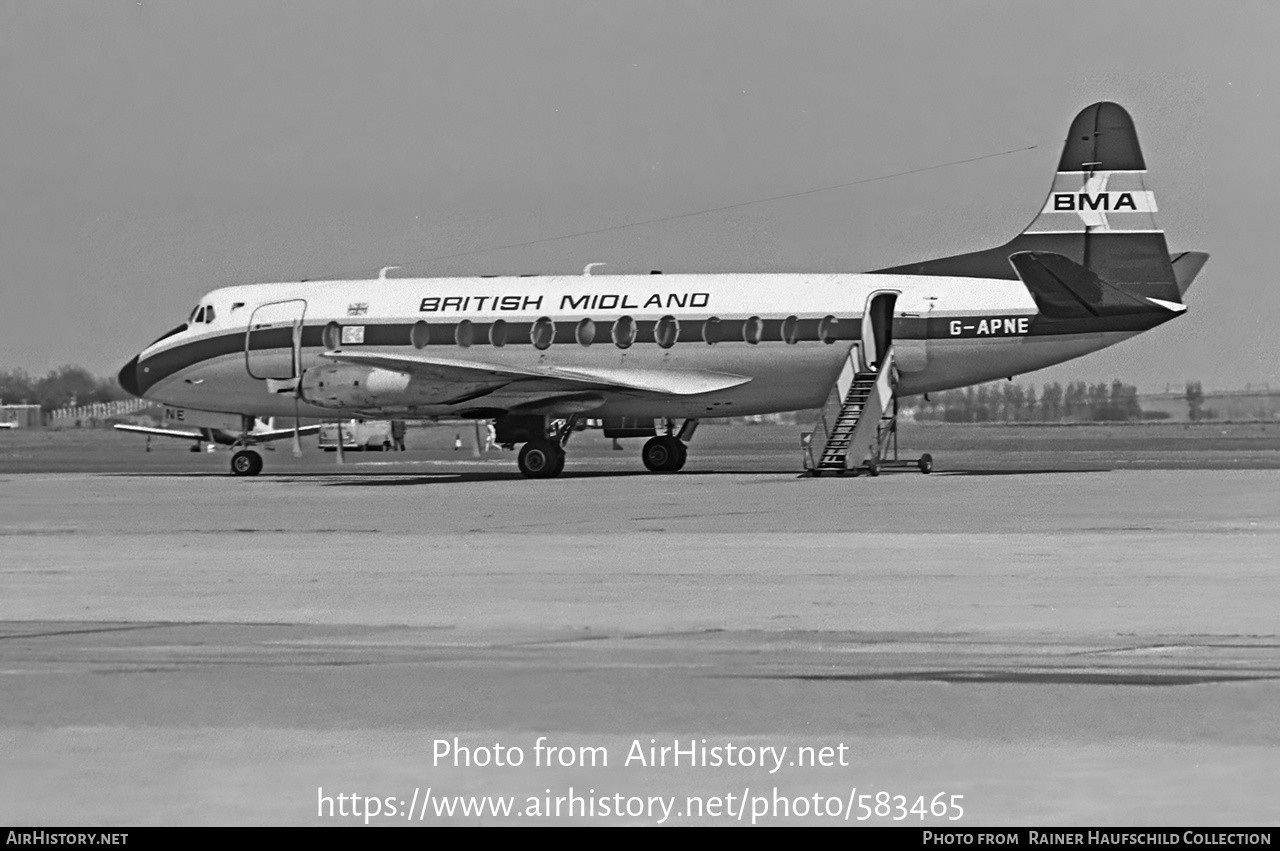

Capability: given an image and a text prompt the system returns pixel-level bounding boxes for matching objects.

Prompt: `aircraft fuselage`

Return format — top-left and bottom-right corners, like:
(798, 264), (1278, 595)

(124, 271), (1160, 422)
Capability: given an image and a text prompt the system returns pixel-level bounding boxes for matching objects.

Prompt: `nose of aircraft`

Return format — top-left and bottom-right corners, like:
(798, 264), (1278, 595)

(117, 354), (141, 398)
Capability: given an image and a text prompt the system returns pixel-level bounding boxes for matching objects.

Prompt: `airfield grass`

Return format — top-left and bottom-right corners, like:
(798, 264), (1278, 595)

(0, 420), (1277, 475)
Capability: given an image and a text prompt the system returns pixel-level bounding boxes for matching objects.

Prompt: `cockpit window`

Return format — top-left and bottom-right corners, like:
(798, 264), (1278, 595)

(204, 305), (215, 323)
(188, 305), (201, 323)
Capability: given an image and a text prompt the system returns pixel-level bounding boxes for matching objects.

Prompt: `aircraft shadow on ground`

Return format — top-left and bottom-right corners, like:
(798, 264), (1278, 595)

(930, 468), (1111, 476)
(306, 469), (802, 486)
(108, 466), (1113, 482)
(297, 467), (1110, 486)
(738, 671), (1279, 686)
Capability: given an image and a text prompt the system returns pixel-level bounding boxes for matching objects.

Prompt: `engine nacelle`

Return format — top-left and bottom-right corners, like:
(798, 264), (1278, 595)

(300, 364), (495, 409)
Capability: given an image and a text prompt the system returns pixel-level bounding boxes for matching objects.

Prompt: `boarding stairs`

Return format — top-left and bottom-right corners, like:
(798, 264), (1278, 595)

(803, 346), (931, 476)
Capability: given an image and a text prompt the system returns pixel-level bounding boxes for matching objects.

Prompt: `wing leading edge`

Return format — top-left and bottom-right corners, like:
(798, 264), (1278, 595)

(318, 349), (753, 397)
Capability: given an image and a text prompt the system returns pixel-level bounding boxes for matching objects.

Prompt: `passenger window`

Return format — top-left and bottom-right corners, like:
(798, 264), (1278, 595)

(410, 320), (430, 349)
(818, 315), (839, 344)
(575, 318), (596, 346)
(743, 316), (763, 344)
(611, 316), (636, 349)
(489, 319), (507, 347)
(782, 315), (799, 344)
(455, 320), (474, 347)
(531, 317), (555, 350)
(323, 322), (342, 351)
(654, 316), (678, 349)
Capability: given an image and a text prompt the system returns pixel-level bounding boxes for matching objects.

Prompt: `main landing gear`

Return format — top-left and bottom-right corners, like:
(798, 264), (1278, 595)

(517, 440), (566, 479)
(230, 449), (263, 477)
(512, 415), (576, 480)
(508, 416), (698, 479)
(641, 435), (687, 472)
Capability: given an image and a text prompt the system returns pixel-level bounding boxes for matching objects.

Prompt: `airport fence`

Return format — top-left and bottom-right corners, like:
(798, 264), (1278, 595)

(49, 398), (151, 426)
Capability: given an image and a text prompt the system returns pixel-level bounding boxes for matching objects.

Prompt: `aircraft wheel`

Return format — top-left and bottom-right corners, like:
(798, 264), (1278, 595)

(641, 436), (684, 472)
(866, 460), (880, 477)
(231, 449), (263, 477)
(518, 440), (564, 479)
(671, 440), (688, 471)
(918, 453), (933, 474)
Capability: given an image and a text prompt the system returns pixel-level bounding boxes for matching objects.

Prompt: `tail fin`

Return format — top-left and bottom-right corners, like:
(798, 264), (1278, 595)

(878, 102), (1198, 304)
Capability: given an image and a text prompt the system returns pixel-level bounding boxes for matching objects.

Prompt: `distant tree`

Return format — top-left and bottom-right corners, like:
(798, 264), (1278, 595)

(1115, 380), (1142, 420)
(0, 369), (36, 405)
(1040, 382), (1063, 421)
(1063, 381), (1086, 419)
(1006, 383), (1027, 421)
(1185, 381), (1204, 421)
(26, 365), (126, 412)
(906, 377), (1142, 424)
(974, 385), (992, 421)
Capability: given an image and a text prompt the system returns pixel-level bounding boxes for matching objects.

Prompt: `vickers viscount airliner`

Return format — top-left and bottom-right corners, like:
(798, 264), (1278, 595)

(117, 102), (1207, 478)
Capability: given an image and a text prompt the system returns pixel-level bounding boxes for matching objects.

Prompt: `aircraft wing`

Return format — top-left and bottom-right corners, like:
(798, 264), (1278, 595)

(114, 423), (322, 444)
(114, 424), (205, 440)
(243, 424), (323, 442)
(319, 350), (752, 396)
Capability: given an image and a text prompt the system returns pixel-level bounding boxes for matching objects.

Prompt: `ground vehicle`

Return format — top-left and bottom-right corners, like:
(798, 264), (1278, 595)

(317, 420), (392, 451)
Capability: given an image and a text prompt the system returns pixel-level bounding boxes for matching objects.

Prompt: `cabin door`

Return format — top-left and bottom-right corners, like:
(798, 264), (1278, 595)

(860, 291), (898, 372)
(245, 299), (307, 381)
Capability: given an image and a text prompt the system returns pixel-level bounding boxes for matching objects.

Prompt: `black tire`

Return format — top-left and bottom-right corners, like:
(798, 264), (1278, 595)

(231, 449), (262, 477)
(641, 436), (684, 472)
(866, 460), (880, 477)
(518, 440), (563, 479)
(918, 453), (933, 474)
(671, 440), (688, 472)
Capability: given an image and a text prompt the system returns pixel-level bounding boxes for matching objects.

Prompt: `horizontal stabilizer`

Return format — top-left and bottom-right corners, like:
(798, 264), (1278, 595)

(1170, 251), (1210, 296)
(1009, 251), (1178, 319)
(321, 350), (751, 396)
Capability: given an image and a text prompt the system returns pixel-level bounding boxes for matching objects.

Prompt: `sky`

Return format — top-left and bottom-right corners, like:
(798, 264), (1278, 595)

(1, 0), (1275, 393)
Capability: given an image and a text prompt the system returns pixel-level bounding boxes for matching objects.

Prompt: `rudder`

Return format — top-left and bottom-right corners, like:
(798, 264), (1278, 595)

(877, 102), (1183, 303)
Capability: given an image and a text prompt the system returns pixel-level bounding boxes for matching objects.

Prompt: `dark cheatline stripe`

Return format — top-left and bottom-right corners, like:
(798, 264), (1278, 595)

(117, 355), (140, 397)
(133, 307), (1173, 395)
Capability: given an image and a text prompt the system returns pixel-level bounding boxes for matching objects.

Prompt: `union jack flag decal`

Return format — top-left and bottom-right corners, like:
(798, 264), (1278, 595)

(346, 303), (369, 316)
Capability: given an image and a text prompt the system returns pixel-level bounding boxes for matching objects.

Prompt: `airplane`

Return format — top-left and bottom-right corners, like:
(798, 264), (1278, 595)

(116, 102), (1207, 478)
(114, 407), (321, 474)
